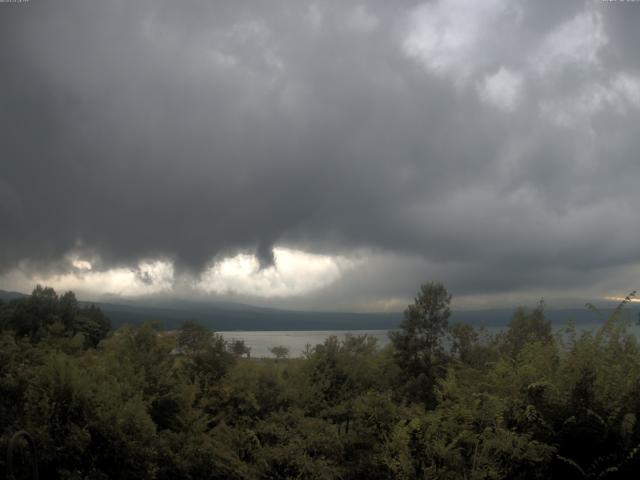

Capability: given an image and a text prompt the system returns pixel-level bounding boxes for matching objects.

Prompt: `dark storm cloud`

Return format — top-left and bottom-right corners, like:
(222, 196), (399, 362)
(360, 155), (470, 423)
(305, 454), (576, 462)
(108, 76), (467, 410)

(2, 0), (640, 301)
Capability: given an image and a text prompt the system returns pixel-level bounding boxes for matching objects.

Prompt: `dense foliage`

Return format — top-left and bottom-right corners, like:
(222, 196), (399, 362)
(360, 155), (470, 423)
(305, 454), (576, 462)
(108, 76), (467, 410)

(2, 284), (640, 479)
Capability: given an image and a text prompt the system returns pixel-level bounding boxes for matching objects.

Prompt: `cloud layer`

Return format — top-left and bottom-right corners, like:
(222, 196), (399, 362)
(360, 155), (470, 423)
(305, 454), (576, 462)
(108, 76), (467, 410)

(2, 0), (640, 308)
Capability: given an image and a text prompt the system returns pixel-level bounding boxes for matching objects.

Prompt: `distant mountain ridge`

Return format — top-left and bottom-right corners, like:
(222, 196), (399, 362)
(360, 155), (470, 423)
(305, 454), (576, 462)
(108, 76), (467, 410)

(0, 290), (29, 301)
(1, 289), (636, 331)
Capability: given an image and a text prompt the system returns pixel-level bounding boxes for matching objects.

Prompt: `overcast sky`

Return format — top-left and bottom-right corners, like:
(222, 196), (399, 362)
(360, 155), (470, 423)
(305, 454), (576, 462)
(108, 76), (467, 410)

(1, 0), (640, 311)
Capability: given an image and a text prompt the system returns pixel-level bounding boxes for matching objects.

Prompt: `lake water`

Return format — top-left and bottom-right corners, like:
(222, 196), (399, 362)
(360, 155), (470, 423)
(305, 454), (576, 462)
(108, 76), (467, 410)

(218, 330), (391, 358)
(219, 322), (640, 358)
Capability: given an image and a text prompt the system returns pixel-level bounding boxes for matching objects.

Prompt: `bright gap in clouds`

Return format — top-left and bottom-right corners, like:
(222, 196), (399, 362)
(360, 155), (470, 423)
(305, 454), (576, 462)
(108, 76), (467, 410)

(0, 248), (358, 299)
(196, 248), (358, 297)
(2, 258), (176, 297)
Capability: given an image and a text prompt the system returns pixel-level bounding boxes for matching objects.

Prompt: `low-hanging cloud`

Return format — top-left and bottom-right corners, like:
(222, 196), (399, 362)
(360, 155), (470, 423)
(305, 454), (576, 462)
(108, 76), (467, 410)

(1, 0), (640, 307)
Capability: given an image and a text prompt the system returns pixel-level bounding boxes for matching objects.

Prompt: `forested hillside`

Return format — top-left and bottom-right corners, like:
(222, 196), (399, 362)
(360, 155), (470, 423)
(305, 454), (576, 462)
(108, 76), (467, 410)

(2, 284), (640, 479)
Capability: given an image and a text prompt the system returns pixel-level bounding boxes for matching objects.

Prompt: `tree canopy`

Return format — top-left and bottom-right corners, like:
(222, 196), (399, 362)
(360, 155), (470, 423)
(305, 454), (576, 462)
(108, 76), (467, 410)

(2, 285), (640, 479)
(390, 281), (452, 407)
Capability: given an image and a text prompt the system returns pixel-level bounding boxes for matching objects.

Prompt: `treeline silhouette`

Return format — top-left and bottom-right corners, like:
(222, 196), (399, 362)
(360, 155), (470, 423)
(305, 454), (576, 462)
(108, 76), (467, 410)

(1, 283), (640, 479)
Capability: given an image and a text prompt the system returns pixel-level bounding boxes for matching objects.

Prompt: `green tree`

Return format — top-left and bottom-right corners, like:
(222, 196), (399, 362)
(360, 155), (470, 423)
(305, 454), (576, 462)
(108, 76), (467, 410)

(269, 345), (290, 361)
(74, 303), (111, 347)
(390, 282), (452, 407)
(449, 322), (478, 365)
(503, 300), (552, 356)
(177, 320), (212, 353)
(229, 339), (251, 358)
(58, 290), (79, 331)
(0, 287), (110, 348)
(184, 333), (236, 388)
(9, 285), (60, 341)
